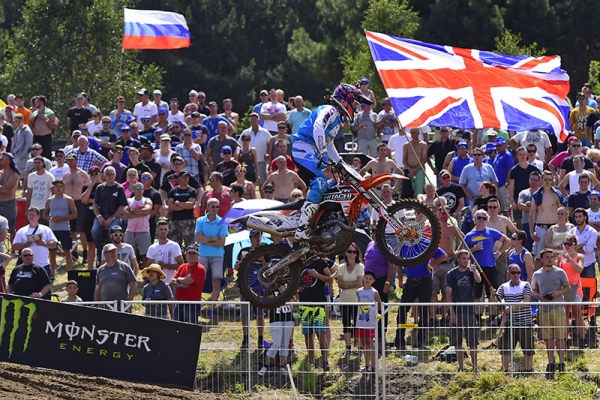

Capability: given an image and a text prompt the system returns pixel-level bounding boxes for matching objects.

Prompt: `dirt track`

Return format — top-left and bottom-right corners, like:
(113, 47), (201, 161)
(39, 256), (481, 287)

(0, 364), (216, 400)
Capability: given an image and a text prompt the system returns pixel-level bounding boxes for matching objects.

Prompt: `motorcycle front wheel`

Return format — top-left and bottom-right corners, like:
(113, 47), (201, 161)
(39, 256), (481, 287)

(237, 244), (302, 309)
(375, 199), (441, 267)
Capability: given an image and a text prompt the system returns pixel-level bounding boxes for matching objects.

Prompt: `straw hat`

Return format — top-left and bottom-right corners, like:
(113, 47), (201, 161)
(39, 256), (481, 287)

(142, 264), (166, 280)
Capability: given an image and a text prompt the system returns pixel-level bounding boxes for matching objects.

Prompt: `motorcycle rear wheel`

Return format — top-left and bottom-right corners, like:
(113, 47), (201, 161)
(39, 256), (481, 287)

(375, 199), (441, 267)
(237, 244), (302, 309)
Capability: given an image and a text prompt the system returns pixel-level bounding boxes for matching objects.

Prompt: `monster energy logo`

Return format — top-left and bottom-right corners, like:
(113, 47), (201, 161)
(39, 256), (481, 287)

(0, 298), (36, 358)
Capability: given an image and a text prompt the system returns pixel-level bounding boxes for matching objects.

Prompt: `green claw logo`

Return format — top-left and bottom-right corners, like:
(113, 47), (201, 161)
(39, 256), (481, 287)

(0, 298), (36, 358)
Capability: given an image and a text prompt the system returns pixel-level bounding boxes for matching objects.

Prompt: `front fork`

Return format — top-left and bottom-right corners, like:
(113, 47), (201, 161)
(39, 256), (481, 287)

(365, 187), (403, 233)
(262, 246), (312, 279)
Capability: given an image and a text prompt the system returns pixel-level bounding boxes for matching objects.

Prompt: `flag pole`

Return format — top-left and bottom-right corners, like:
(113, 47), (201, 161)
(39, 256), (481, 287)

(118, 48), (124, 96)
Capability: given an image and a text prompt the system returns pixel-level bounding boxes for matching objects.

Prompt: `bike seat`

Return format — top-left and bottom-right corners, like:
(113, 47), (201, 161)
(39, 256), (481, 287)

(265, 199), (305, 211)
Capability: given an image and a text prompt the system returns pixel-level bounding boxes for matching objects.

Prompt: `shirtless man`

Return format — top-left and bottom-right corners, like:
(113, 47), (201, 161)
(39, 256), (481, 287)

(262, 156), (307, 202)
(63, 152), (91, 261)
(402, 128), (428, 196)
(529, 170), (566, 269)
(359, 143), (404, 189)
(0, 153), (20, 246)
(486, 198), (518, 285)
(431, 205), (461, 326)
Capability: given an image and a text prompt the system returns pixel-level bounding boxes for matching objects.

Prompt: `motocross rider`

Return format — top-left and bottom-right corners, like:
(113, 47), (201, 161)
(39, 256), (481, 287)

(291, 83), (373, 240)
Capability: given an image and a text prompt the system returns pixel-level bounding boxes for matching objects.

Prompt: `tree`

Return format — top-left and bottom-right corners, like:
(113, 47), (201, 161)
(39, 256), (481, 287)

(341, 0), (419, 100)
(588, 60), (600, 95)
(0, 0), (163, 136)
(493, 29), (546, 57)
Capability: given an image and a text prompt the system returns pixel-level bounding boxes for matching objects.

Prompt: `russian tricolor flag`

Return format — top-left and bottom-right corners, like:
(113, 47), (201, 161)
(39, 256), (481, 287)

(122, 8), (190, 50)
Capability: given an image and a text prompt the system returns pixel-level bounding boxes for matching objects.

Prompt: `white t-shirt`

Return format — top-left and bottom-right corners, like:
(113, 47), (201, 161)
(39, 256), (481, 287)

(133, 102), (158, 125)
(260, 102), (286, 132)
(0, 134), (7, 149)
(13, 224), (57, 267)
(146, 240), (182, 283)
(86, 120), (103, 135)
(513, 130), (552, 162)
(154, 150), (174, 184)
(50, 165), (70, 180)
(588, 208), (600, 224)
(0, 215), (7, 253)
(27, 171), (55, 210)
(239, 127), (271, 161)
(387, 133), (409, 168)
(167, 110), (185, 123)
(530, 159), (544, 172)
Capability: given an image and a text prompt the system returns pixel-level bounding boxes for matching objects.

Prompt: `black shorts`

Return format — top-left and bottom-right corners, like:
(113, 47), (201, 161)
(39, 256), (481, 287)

(498, 326), (535, 355)
(475, 266), (497, 299)
(83, 208), (95, 242)
(70, 200), (87, 232)
(53, 230), (73, 250)
(450, 313), (479, 348)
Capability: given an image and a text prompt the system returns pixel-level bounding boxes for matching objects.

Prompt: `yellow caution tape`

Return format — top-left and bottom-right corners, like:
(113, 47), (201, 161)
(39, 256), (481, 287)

(397, 324), (419, 328)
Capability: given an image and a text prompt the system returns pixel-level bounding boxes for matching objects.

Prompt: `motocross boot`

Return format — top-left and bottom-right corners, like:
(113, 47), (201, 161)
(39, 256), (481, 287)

(295, 201), (320, 240)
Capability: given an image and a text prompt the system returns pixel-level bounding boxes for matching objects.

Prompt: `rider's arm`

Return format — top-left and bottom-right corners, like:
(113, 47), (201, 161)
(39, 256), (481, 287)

(312, 107), (342, 163)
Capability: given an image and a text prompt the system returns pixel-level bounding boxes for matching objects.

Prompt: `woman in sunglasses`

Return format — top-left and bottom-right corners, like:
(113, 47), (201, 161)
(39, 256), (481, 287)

(235, 133), (259, 183)
(332, 242), (364, 371)
(472, 181), (499, 214)
(232, 164), (257, 200)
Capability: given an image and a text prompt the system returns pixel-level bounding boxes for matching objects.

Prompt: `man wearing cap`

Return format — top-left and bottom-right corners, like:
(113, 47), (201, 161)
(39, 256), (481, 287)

(24, 144), (52, 175)
(167, 170), (198, 249)
(101, 144), (127, 183)
(153, 107), (170, 133)
(133, 88), (158, 125)
(63, 130), (80, 154)
(203, 101), (233, 142)
(139, 143), (161, 188)
(11, 113), (33, 177)
(240, 112), (271, 184)
(436, 169), (465, 219)
(195, 197), (228, 318)
(152, 89), (168, 110)
(129, 121), (150, 146)
(175, 128), (202, 182)
(109, 96), (133, 136)
(197, 92), (210, 116)
(79, 92), (97, 113)
(207, 121), (238, 171)
(252, 89), (270, 128)
(215, 145), (240, 187)
(260, 89), (287, 134)
(67, 94), (93, 133)
(120, 146), (150, 183)
(7, 246), (51, 299)
(160, 155), (201, 203)
(43, 179), (77, 275)
(94, 243), (137, 308)
(25, 156), (55, 220)
(171, 245), (206, 324)
(101, 225), (139, 275)
(92, 166), (128, 261)
(483, 142), (496, 165)
(12, 207), (58, 280)
(510, 128), (552, 165)
(492, 137), (514, 214)
(70, 135), (107, 172)
(115, 123), (142, 153)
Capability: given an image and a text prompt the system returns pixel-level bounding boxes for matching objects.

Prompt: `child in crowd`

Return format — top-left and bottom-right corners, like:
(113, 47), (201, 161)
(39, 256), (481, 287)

(259, 284), (295, 376)
(62, 280), (83, 303)
(355, 271), (381, 373)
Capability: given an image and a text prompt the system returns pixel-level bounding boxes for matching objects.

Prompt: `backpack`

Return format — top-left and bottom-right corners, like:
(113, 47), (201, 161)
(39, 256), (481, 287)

(432, 345), (458, 363)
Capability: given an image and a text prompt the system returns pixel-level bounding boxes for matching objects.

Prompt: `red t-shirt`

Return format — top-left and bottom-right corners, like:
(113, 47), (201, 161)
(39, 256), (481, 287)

(269, 155), (297, 172)
(173, 262), (206, 301)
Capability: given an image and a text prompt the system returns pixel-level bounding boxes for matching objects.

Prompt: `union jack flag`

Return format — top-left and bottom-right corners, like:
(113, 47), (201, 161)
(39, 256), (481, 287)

(365, 30), (571, 138)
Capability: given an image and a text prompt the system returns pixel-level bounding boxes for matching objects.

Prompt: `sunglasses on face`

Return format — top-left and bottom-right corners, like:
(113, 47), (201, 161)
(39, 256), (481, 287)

(529, 178), (539, 181)
(571, 144), (581, 147)
(141, 176), (151, 180)
(22, 254), (33, 257)
(102, 121), (111, 124)
(209, 205), (219, 208)
(563, 242), (574, 246)
(90, 172), (99, 176)
(527, 149), (536, 153)
(118, 101), (125, 104)
(242, 138), (250, 141)
(509, 271), (520, 275)
(183, 134), (192, 137)
(32, 147), (42, 151)
(346, 250), (357, 254)
(133, 186), (144, 190)
(440, 129), (449, 132)
(476, 216), (488, 221)
(441, 175), (450, 179)
(473, 153), (483, 157)
(223, 151), (232, 155)
(173, 162), (183, 166)
(111, 233), (123, 237)
(278, 126), (286, 129)
(487, 205), (499, 209)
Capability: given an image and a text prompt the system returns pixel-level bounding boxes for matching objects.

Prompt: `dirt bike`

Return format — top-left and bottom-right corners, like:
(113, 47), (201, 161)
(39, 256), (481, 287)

(234, 161), (441, 309)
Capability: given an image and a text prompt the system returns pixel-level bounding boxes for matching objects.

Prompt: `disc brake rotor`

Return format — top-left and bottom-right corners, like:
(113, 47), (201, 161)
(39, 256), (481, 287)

(257, 263), (290, 290)
(397, 221), (424, 246)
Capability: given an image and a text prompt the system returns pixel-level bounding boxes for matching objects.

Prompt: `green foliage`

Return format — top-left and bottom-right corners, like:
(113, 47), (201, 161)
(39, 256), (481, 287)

(588, 61), (600, 95)
(0, 0), (163, 135)
(494, 29), (546, 57)
(341, 0), (419, 100)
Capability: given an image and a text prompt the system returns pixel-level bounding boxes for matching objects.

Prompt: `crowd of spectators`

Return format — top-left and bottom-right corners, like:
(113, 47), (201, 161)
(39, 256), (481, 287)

(1, 80), (600, 377)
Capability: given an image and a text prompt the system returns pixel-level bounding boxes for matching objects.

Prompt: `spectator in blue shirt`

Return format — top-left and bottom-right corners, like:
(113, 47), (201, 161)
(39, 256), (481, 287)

(493, 138), (515, 212)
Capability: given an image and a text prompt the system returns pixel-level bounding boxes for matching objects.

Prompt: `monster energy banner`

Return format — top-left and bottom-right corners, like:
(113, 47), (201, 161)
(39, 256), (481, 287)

(0, 294), (202, 389)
